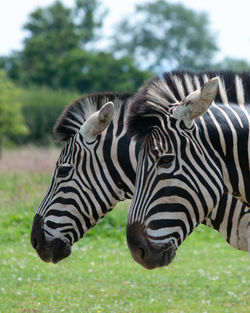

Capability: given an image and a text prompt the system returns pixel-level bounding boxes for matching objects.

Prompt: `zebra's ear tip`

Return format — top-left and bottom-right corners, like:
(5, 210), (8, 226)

(104, 101), (114, 108)
(211, 76), (219, 84)
(202, 77), (219, 95)
(199, 77), (219, 106)
(102, 101), (114, 113)
(98, 101), (114, 123)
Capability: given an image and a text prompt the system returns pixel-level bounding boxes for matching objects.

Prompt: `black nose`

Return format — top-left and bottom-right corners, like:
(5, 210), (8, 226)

(126, 222), (149, 263)
(31, 237), (38, 250)
(126, 222), (176, 269)
(31, 214), (71, 263)
(31, 214), (45, 249)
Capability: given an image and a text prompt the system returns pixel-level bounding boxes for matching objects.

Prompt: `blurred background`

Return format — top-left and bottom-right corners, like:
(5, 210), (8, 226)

(0, 0), (250, 149)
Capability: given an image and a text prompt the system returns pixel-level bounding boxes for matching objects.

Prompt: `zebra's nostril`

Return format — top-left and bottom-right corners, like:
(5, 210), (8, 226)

(31, 238), (38, 250)
(138, 246), (146, 260)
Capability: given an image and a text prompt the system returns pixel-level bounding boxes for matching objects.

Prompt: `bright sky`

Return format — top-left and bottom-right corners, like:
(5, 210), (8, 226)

(1, 0), (250, 63)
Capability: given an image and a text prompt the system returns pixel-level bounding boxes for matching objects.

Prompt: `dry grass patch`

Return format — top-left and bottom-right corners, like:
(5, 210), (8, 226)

(0, 146), (60, 174)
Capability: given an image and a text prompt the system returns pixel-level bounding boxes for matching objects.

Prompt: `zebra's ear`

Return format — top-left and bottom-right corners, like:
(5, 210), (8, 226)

(173, 77), (219, 126)
(80, 101), (114, 141)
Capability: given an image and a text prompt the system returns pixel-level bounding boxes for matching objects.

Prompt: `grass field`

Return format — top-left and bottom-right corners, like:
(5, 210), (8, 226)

(0, 147), (249, 313)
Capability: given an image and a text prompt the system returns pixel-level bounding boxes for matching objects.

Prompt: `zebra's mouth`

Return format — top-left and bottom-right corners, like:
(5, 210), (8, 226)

(31, 236), (72, 263)
(143, 240), (176, 269)
(159, 241), (176, 268)
(31, 214), (72, 263)
(132, 241), (176, 270)
(127, 222), (177, 269)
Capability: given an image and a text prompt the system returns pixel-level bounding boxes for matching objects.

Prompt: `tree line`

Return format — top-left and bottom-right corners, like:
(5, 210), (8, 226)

(1, 0), (250, 146)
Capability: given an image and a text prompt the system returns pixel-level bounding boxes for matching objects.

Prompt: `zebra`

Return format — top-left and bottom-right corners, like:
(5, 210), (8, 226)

(30, 92), (138, 263)
(126, 71), (250, 269)
(30, 73), (250, 264)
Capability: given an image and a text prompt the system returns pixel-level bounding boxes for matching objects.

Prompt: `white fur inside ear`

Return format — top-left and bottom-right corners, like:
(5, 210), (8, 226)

(80, 101), (114, 141)
(172, 77), (219, 124)
(172, 89), (200, 122)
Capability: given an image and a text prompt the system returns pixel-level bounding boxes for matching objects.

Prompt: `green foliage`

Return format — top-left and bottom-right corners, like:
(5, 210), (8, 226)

(23, 0), (104, 49)
(21, 1), (88, 87)
(0, 71), (28, 146)
(1, 0), (150, 93)
(56, 49), (152, 92)
(74, 0), (107, 43)
(0, 52), (22, 82)
(112, 0), (218, 71)
(16, 87), (79, 144)
(215, 57), (250, 71)
(0, 171), (249, 312)
(16, 68), (150, 145)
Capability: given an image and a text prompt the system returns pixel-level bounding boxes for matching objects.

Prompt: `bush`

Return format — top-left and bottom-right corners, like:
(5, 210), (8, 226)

(0, 70), (28, 150)
(16, 87), (79, 145)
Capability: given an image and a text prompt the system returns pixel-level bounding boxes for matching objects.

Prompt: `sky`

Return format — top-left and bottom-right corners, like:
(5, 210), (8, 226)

(0, 0), (250, 63)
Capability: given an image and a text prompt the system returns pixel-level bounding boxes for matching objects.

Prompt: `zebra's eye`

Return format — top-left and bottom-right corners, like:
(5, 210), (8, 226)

(57, 165), (72, 178)
(158, 155), (175, 169)
(151, 147), (159, 156)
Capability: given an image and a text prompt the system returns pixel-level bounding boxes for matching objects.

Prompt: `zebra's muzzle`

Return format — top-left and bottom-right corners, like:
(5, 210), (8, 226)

(126, 222), (176, 269)
(31, 214), (72, 263)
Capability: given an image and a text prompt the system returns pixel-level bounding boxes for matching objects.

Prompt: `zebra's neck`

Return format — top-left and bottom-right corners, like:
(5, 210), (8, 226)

(101, 122), (138, 201)
(198, 103), (250, 206)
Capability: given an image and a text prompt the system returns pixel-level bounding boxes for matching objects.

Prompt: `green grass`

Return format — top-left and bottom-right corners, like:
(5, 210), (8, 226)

(0, 173), (249, 313)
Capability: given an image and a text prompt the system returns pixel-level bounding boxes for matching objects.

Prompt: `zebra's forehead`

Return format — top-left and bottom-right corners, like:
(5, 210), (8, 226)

(56, 136), (77, 164)
(145, 132), (173, 154)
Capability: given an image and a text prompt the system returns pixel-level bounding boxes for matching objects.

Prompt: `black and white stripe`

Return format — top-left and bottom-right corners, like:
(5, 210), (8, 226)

(32, 73), (249, 263)
(35, 92), (138, 246)
(126, 71), (250, 268)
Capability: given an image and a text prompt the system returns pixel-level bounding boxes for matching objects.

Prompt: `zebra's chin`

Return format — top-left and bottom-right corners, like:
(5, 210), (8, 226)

(126, 222), (176, 269)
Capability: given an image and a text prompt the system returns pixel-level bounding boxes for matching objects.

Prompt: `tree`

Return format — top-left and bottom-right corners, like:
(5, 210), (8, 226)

(21, 0), (105, 88)
(0, 71), (28, 152)
(1, 0), (150, 93)
(214, 57), (250, 71)
(111, 0), (218, 71)
(0, 52), (22, 82)
(53, 49), (152, 92)
(74, 0), (106, 44)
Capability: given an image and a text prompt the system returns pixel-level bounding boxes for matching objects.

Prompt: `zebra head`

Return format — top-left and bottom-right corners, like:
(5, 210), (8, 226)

(126, 77), (225, 269)
(31, 92), (135, 263)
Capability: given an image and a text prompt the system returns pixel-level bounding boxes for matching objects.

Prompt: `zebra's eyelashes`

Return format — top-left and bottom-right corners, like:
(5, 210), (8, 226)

(151, 147), (159, 156)
(57, 164), (72, 178)
(158, 155), (175, 169)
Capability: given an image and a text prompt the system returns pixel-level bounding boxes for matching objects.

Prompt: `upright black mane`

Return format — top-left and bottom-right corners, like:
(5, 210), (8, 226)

(127, 70), (250, 142)
(164, 70), (250, 103)
(54, 92), (131, 142)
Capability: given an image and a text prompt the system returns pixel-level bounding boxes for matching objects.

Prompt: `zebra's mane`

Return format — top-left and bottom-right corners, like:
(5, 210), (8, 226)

(54, 92), (132, 142)
(127, 70), (250, 141)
